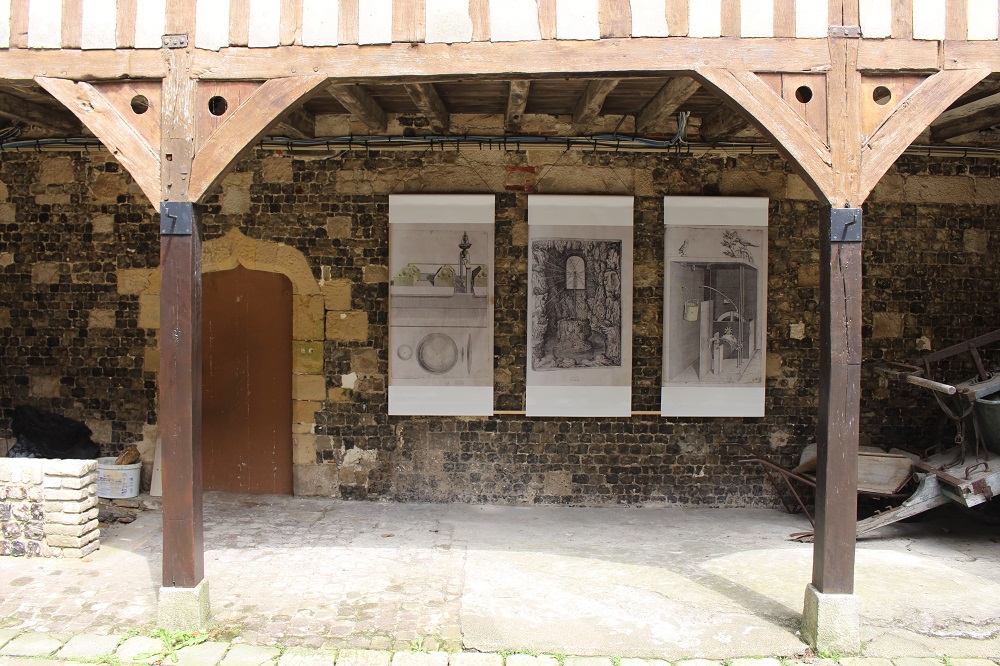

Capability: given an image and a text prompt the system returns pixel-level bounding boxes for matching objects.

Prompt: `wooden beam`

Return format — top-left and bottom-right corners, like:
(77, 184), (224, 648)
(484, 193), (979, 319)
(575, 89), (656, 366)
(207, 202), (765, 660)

(930, 90), (1000, 141)
(860, 68), (989, 200)
(696, 67), (835, 202)
(403, 82), (450, 134)
(572, 78), (619, 126)
(506, 79), (530, 132)
(813, 206), (863, 595)
(0, 90), (80, 133)
(189, 75), (328, 203)
(271, 106), (316, 139)
(636, 77), (700, 134)
(327, 83), (387, 130)
(35, 77), (160, 207)
(698, 101), (750, 141)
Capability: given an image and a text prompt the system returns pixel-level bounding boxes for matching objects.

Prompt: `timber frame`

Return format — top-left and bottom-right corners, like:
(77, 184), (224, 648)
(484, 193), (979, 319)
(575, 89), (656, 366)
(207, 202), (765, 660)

(5, 0), (1000, 647)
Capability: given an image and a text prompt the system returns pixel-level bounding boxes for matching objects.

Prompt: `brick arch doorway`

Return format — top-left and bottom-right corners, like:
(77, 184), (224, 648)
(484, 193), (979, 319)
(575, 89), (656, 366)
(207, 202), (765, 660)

(202, 264), (294, 494)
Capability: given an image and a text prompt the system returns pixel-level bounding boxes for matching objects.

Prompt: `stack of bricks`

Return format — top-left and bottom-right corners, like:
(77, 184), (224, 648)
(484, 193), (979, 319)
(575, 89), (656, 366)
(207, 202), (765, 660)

(0, 458), (100, 558)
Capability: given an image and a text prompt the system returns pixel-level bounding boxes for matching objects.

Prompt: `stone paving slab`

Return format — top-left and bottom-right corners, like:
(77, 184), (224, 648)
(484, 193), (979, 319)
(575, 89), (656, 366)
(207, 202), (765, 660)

(621, 659), (670, 666)
(732, 660), (782, 666)
(566, 657), (613, 666)
(220, 643), (283, 665)
(391, 651), (450, 666)
(174, 640), (231, 665)
(450, 654), (503, 666)
(505, 655), (560, 666)
(0, 632), (70, 657)
(277, 646), (338, 665)
(116, 635), (168, 663)
(0, 632), (16, 650)
(55, 633), (123, 660)
(338, 649), (393, 666)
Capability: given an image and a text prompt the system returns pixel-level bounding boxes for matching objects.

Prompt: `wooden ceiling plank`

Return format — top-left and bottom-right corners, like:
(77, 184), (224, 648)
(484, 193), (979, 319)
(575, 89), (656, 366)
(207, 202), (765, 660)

(636, 76), (700, 133)
(699, 101), (750, 140)
(0, 88), (80, 133)
(506, 79), (530, 131)
(572, 78), (620, 125)
(36, 76), (160, 206)
(328, 83), (388, 130)
(931, 91), (1000, 140)
(404, 82), (450, 133)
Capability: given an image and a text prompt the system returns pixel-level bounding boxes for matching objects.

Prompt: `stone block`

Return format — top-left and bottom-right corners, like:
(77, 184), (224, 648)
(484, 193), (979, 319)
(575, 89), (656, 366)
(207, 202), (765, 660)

(92, 214), (115, 235)
(293, 340), (324, 374)
(118, 268), (158, 295)
(903, 175), (974, 204)
(38, 157), (74, 185)
(872, 312), (903, 339)
(322, 278), (352, 310)
(327, 215), (352, 239)
(719, 170), (786, 198)
(174, 641), (230, 665)
(0, 202), (14, 223)
(326, 311), (369, 341)
(963, 228), (990, 253)
(351, 348), (379, 374)
(392, 652), (449, 666)
(974, 176), (1000, 204)
(328, 387), (353, 402)
(61, 473), (97, 490)
(293, 464), (338, 496)
(45, 487), (87, 502)
(0, 306), (10, 326)
(294, 294), (326, 340)
(797, 264), (819, 288)
(30, 375), (62, 399)
(59, 539), (100, 558)
(0, 632), (70, 656)
(294, 374), (326, 401)
(117, 636), (168, 663)
(279, 646), (339, 665)
(31, 261), (61, 284)
(47, 529), (98, 548)
(871, 173), (905, 202)
(731, 660), (782, 666)
(220, 171), (253, 215)
(157, 580), (211, 631)
(785, 174), (818, 200)
(543, 470), (572, 496)
(88, 309), (117, 328)
(92, 171), (126, 199)
(55, 634), (123, 660)
(220, 643), (282, 666)
(139, 294), (161, 329)
(293, 434), (318, 465)
(451, 656), (502, 666)
(262, 157), (293, 183)
(293, 400), (321, 424)
(564, 658), (612, 666)
(363, 264), (388, 284)
(145, 347), (160, 372)
(801, 583), (860, 654)
(36, 192), (72, 205)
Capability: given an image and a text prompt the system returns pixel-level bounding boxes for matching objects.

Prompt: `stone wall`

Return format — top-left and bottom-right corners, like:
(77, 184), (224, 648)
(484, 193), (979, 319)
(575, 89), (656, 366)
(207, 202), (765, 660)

(0, 149), (998, 506)
(0, 458), (100, 557)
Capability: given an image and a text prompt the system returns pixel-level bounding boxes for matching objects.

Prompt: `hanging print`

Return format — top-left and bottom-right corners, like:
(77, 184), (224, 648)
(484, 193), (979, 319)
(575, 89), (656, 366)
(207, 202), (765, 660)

(526, 196), (634, 417)
(661, 197), (768, 417)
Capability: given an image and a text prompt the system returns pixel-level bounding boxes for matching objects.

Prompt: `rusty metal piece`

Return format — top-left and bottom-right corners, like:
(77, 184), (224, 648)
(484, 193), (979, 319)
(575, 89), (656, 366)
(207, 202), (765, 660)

(971, 479), (994, 501)
(965, 461), (990, 479)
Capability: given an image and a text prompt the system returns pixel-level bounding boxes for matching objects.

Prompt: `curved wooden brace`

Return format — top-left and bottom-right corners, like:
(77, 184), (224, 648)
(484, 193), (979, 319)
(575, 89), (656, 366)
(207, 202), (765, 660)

(36, 76), (162, 208)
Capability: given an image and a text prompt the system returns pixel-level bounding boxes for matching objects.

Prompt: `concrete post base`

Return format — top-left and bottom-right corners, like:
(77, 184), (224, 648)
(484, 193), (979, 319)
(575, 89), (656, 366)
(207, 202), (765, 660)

(801, 583), (860, 655)
(157, 580), (211, 631)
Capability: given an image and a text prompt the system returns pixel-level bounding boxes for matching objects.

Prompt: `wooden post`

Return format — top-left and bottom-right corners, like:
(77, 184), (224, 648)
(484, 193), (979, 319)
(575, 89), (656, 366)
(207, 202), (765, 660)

(159, 201), (204, 588)
(813, 206), (863, 595)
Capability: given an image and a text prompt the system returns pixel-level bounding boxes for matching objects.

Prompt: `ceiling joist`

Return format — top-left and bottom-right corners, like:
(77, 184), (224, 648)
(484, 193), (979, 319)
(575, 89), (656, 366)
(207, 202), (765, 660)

(930, 91), (1000, 141)
(506, 80), (531, 132)
(272, 106), (317, 139)
(404, 82), (450, 134)
(636, 77), (700, 134)
(0, 90), (80, 134)
(573, 79), (620, 126)
(699, 102), (751, 141)
(328, 83), (388, 131)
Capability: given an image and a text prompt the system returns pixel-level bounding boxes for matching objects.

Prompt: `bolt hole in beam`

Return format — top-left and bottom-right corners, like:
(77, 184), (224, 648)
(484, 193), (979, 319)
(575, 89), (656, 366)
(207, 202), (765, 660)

(130, 95), (149, 114)
(873, 85), (892, 106)
(208, 95), (229, 116)
(795, 86), (813, 104)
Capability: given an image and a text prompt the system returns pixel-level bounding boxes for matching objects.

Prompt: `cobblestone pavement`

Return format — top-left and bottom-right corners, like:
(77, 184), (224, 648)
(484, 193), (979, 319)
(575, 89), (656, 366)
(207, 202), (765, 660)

(1, 494), (999, 660)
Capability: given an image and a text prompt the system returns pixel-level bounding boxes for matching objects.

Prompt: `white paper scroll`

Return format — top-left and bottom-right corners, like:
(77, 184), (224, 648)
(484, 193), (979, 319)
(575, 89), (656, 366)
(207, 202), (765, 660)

(388, 195), (495, 416)
(526, 196), (634, 417)
(661, 196), (768, 417)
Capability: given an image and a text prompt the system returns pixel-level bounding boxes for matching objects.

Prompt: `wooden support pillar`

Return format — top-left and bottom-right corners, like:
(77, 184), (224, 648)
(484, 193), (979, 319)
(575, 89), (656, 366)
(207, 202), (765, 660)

(813, 206), (863, 595)
(159, 201), (204, 588)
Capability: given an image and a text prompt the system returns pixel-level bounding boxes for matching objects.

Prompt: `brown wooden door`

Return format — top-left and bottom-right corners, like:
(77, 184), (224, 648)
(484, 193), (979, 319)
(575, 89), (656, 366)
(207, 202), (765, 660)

(202, 265), (293, 494)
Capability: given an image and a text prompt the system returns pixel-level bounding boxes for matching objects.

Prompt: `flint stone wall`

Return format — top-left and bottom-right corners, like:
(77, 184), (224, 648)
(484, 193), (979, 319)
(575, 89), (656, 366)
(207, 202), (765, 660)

(0, 458), (100, 558)
(0, 149), (998, 506)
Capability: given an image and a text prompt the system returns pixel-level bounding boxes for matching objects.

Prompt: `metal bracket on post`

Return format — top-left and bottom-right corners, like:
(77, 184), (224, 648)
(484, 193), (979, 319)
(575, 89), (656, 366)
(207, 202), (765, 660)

(160, 202), (194, 236)
(830, 207), (862, 242)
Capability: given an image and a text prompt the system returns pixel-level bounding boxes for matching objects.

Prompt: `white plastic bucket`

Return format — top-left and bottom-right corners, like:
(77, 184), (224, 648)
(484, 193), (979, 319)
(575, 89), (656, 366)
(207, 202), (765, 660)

(96, 457), (142, 499)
